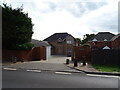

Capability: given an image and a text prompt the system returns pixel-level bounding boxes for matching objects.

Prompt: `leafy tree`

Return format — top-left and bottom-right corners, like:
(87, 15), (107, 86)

(76, 38), (82, 45)
(2, 3), (34, 50)
(81, 34), (95, 44)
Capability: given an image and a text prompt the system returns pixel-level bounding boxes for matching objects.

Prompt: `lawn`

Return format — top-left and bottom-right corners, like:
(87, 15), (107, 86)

(92, 64), (119, 72)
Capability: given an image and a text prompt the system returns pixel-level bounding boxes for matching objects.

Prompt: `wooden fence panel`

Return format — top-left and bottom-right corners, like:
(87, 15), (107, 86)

(2, 47), (46, 62)
(91, 50), (119, 65)
(72, 46), (91, 61)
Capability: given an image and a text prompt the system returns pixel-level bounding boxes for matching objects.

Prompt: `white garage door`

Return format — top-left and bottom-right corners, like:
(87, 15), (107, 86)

(46, 46), (51, 59)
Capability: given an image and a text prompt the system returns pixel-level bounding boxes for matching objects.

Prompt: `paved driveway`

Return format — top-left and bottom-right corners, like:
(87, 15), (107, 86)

(39, 55), (71, 64)
(2, 55), (77, 72)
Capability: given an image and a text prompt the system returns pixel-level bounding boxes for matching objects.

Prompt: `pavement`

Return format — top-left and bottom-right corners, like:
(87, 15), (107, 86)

(67, 61), (120, 76)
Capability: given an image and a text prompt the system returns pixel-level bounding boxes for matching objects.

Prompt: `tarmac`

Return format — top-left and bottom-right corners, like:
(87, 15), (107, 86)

(2, 55), (120, 76)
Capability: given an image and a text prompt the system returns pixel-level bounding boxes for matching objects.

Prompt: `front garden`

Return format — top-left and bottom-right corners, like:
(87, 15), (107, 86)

(93, 64), (119, 72)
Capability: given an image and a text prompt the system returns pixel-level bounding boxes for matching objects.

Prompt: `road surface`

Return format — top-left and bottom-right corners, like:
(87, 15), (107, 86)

(2, 69), (119, 88)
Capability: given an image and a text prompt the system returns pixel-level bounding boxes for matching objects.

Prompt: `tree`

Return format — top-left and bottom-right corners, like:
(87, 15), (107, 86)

(81, 34), (95, 44)
(2, 4), (34, 50)
(76, 38), (82, 45)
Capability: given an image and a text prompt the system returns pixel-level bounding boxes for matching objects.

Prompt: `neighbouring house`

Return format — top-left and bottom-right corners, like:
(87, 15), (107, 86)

(32, 39), (51, 59)
(87, 32), (115, 50)
(72, 32), (119, 65)
(44, 32), (78, 56)
(86, 32), (119, 65)
(110, 33), (120, 50)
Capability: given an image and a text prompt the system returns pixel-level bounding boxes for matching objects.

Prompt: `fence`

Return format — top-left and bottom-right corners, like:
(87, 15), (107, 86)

(72, 46), (91, 62)
(2, 47), (46, 62)
(91, 49), (119, 65)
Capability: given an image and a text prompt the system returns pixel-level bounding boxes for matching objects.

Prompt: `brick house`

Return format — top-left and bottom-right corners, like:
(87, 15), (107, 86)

(87, 32), (115, 50)
(110, 33), (120, 50)
(44, 33), (78, 56)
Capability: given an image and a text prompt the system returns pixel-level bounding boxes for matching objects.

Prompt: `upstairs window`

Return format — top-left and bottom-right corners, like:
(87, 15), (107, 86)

(57, 41), (62, 44)
(67, 40), (72, 44)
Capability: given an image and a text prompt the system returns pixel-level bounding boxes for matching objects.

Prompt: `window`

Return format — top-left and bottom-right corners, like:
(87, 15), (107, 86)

(67, 40), (72, 44)
(57, 41), (62, 44)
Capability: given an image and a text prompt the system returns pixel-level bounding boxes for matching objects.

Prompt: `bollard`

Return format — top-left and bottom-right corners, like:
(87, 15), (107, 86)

(21, 58), (24, 63)
(74, 59), (78, 67)
(66, 59), (69, 64)
(83, 61), (86, 66)
(13, 57), (17, 63)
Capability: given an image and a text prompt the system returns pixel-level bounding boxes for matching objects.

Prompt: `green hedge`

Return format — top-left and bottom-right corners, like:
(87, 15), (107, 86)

(11, 43), (34, 50)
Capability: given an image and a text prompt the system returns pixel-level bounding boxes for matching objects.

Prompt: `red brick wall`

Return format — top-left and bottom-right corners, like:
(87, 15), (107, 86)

(110, 36), (120, 49)
(87, 41), (111, 48)
(2, 47), (46, 62)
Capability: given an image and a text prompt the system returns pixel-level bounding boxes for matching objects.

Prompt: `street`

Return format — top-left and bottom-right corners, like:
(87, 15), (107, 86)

(2, 56), (120, 88)
(2, 69), (119, 88)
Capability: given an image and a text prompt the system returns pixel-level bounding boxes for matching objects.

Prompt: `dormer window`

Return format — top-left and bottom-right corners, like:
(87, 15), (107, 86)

(92, 38), (97, 45)
(92, 38), (97, 42)
(104, 39), (107, 42)
(103, 46), (110, 50)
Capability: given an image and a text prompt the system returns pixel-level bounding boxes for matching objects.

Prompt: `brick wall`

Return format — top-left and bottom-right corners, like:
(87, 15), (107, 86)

(87, 41), (111, 49)
(111, 36), (120, 49)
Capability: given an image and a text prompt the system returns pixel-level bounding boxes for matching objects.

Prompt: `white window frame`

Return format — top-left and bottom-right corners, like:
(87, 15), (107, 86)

(67, 40), (72, 44)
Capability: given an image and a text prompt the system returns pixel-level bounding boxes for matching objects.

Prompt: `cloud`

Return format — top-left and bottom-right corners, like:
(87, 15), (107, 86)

(79, 1), (118, 34)
(1, 0), (119, 40)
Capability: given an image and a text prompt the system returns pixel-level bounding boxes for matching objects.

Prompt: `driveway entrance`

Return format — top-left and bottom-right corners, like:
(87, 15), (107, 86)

(41, 55), (71, 64)
(3, 55), (73, 71)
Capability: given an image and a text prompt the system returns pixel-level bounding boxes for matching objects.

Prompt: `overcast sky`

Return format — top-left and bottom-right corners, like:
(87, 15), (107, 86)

(1, 0), (119, 40)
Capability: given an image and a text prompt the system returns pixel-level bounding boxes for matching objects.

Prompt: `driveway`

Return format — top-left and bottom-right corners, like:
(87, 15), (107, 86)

(39, 55), (71, 64)
(2, 55), (78, 72)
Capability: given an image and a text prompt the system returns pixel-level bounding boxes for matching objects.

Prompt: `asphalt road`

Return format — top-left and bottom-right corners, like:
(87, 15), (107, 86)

(2, 69), (119, 88)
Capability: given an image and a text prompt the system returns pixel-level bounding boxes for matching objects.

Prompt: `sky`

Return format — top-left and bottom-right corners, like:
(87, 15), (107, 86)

(1, 0), (119, 40)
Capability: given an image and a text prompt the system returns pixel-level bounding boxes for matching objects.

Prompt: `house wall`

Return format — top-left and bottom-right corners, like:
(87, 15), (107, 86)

(49, 36), (77, 56)
(2, 47), (46, 62)
(87, 41), (111, 49)
(110, 36), (120, 49)
(65, 36), (75, 56)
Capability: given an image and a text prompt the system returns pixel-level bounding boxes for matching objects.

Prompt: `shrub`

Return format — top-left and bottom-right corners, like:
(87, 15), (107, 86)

(12, 43), (34, 50)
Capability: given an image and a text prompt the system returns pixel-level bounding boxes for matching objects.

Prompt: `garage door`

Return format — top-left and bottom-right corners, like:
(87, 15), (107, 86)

(46, 46), (51, 59)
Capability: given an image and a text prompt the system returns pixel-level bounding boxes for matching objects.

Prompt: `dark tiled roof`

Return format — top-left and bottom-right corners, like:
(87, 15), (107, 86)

(88, 32), (115, 42)
(111, 33), (120, 41)
(43, 33), (69, 42)
(32, 39), (51, 47)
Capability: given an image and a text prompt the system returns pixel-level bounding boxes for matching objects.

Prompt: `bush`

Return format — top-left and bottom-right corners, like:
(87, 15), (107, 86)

(82, 43), (91, 47)
(12, 43), (34, 50)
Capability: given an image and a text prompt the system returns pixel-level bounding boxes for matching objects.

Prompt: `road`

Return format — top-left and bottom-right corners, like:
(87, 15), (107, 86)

(2, 69), (119, 88)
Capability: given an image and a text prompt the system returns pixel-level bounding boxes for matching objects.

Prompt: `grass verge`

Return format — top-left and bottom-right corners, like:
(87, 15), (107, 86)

(92, 64), (119, 72)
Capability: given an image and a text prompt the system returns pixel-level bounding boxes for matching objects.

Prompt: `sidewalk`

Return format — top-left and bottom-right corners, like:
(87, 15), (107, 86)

(67, 62), (120, 76)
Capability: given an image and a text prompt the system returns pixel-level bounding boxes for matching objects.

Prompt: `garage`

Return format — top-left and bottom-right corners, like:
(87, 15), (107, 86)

(32, 39), (51, 60)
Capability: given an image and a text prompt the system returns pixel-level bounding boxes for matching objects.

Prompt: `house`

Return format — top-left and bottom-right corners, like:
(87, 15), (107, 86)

(44, 32), (78, 56)
(87, 32), (115, 50)
(32, 39), (51, 59)
(110, 33), (120, 50)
